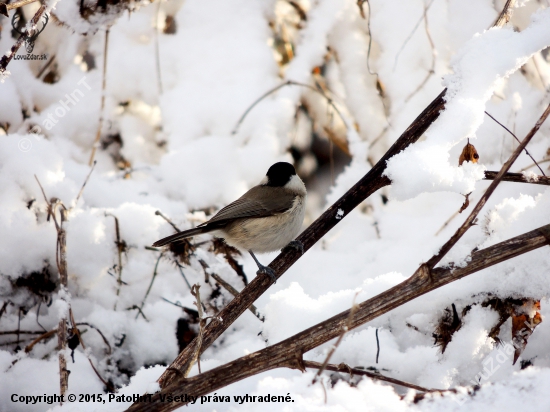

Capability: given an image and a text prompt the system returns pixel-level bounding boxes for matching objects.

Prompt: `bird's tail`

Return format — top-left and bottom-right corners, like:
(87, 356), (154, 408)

(152, 226), (212, 247)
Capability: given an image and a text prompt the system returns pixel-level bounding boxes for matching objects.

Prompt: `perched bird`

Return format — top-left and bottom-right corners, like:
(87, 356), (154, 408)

(153, 162), (307, 282)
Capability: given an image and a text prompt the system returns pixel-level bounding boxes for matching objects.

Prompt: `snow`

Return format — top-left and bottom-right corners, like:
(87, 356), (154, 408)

(1, 0), (550, 411)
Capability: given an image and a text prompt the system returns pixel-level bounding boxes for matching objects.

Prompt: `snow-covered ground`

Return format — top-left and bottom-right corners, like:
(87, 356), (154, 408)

(1, 0), (550, 411)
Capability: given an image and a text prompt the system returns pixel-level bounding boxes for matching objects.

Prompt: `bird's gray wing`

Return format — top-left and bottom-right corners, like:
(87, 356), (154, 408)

(204, 185), (295, 225)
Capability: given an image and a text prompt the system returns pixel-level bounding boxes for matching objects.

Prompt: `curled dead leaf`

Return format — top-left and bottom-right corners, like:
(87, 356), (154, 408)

(459, 192), (471, 213)
(459, 142), (479, 166)
(511, 299), (542, 365)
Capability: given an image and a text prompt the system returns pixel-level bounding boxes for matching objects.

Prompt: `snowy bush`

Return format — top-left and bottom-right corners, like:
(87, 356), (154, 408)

(1, 0), (550, 411)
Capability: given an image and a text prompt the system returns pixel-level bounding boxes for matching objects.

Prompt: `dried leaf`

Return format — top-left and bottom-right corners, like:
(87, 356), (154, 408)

(511, 299), (542, 364)
(459, 192), (471, 213)
(459, 142), (479, 166)
(169, 239), (195, 265)
(433, 303), (462, 353)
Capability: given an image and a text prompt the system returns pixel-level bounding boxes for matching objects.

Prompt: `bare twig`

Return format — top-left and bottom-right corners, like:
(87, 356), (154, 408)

(155, 210), (181, 232)
(0, 0), (40, 17)
(0, 330), (46, 335)
(375, 328), (380, 363)
(393, 0), (436, 71)
(154, 0), (163, 95)
(185, 285), (204, 376)
(404, 2), (436, 102)
(484, 171), (550, 186)
(0, 301), (8, 320)
(73, 161), (97, 208)
(305, 361), (440, 393)
(24, 329), (57, 353)
(76, 322), (112, 355)
(105, 214), (125, 309)
(136, 253), (164, 319)
(173, 261), (192, 291)
(492, 0), (516, 27)
(34, 175), (70, 398)
(427, 102), (550, 269)
(485, 111), (546, 176)
(520, 158), (550, 172)
(312, 293), (358, 385)
(88, 28), (110, 166)
(231, 80), (350, 135)
(210, 274), (263, 321)
(69, 310), (114, 392)
(36, 54), (56, 80)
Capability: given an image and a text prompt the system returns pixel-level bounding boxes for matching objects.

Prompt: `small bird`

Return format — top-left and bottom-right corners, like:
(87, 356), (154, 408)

(152, 162), (307, 282)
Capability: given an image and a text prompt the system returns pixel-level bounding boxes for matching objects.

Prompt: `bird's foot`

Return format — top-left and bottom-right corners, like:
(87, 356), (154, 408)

(282, 240), (304, 255)
(257, 264), (277, 284)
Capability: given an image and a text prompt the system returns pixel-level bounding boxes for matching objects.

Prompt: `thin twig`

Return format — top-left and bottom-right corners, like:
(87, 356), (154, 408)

(24, 329), (57, 353)
(106, 213), (125, 309)
(34, 175), (69, 398)
(174, 262), (192, 291)
(36, 54), (56, 79)
(375, 328), (380, 363)
(404, 3), (436, 102)
(484, 171), (550, 186)
(36, 301), (47, 332)
(76, 322), (112, 355)
(186, 285), (204, 376)
(231, 80), (349, 135)
(73, 161), (97, 208)
(305, 361), (441, 393)
(0, 0), (40, 17)
(519, 158), (550, 173)
(0, 301), (8, 320)
(427, 102), (550, 269)
(88, 28), (110, 166)
(128, 305), (148, 321)
(0, 330), (45, 335)
(357, 0), (391, 120)
(485, 111), (546, 176)
(155, 210), (181, 232)
(136, 253), (164, 319)
(210, 274), (263, 321)
(154, 0), (163, 95)
(393, 0), (436, 71)
(312, 293), (359, 385)
(69, 310), (114, 392)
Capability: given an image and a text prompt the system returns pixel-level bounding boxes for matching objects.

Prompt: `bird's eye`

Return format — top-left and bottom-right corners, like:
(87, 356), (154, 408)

(474, 154), (479, 159)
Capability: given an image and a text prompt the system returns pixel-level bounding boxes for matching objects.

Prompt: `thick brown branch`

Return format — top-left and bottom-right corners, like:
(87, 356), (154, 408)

(126, 224), (550, 412)
(484, 171), (550, 186)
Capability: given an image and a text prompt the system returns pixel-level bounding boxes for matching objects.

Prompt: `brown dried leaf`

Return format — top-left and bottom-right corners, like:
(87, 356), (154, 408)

(433, 303), (462, 353)
(169, 239), (195, 265)
(511, 299), (542, 364)
(459, 192), (471, 213)
(459, 142), (479, 166)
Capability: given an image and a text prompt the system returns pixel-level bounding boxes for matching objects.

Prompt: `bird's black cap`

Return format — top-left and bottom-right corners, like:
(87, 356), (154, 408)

(265, 162), (296, 187)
